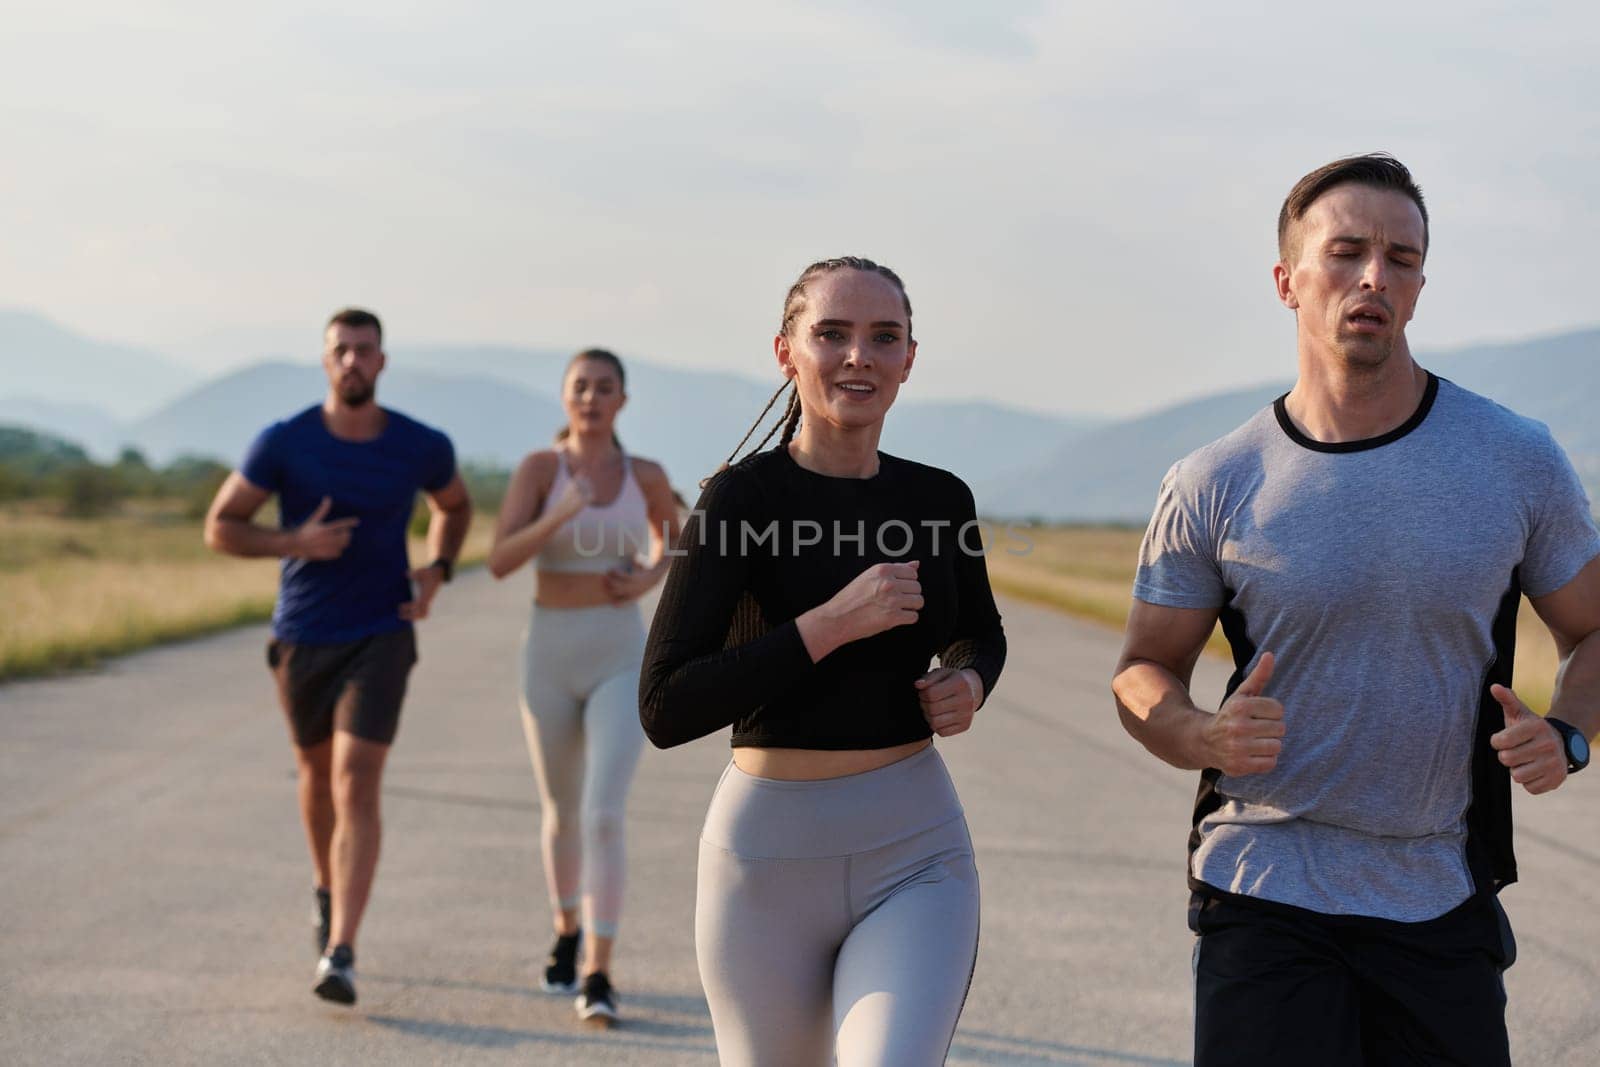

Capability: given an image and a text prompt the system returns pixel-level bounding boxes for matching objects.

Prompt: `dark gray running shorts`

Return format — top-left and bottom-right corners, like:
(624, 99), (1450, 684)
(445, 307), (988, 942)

(266, 628), (418, 747)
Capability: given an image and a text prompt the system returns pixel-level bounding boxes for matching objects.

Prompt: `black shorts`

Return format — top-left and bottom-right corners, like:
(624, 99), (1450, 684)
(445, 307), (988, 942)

(266, 628), (418, 748)
(1191, 889), (1515, 1067)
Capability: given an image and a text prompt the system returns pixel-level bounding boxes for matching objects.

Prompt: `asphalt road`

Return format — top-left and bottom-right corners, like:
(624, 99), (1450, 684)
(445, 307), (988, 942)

(2, 572), (1597, 1065)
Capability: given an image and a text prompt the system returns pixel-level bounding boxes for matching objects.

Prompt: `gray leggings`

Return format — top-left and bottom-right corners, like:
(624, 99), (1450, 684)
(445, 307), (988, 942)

(519, 602), (646, 939)
(696, 745), (980, 1066)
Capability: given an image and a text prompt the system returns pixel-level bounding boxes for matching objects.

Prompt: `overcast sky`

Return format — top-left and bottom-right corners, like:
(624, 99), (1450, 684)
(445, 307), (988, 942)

(4, 1), (1596, 417)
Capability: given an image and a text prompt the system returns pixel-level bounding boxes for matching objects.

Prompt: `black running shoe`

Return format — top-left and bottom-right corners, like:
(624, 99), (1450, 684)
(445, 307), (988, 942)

(541, 930), (581, 994)
(312, 887), (331, 954)
(575, 971), (618, 1027)
(313, 943), (356, 1005)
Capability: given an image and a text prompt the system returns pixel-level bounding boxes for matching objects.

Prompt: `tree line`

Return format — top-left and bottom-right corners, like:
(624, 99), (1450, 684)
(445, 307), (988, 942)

(0, 424), (509, 521)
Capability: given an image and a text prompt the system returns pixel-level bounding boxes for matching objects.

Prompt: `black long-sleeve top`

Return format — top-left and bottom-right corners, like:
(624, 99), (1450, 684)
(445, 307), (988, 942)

(639, 445), (1006, 750)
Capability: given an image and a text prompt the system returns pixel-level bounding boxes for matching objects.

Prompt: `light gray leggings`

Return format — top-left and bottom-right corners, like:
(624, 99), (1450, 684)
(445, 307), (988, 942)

(519, 602), (646, 939)
(696, 745), (981, 1066)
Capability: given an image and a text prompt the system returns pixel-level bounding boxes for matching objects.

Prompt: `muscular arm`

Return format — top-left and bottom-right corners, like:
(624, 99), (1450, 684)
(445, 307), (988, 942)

(1534, 555), (1600, 741)
(1112, 600), (1284, 775)
(203, 473), (296, 557)
(1488, 556), (1600, 794)
(422, 472), (472, 566)
(1111, 600), (1219, 770)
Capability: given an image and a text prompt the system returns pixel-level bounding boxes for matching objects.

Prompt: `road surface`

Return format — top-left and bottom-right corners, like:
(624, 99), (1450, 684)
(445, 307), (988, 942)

(2, 572), (1597, 1064)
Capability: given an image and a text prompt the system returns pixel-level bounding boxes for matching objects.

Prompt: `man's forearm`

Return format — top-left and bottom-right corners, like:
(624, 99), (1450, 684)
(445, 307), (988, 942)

(206, 516), (296, 559)
(1549, 629), (1600, 740)
(429, 505), (471, 566)
(1113, 660), (1213, 771)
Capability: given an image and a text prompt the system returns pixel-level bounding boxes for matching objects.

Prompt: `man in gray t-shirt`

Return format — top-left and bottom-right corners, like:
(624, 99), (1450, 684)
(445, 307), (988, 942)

(1112, 155), (1600, 1066)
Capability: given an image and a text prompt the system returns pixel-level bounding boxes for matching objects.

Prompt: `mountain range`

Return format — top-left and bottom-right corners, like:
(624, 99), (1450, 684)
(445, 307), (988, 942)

(985, 328), (1600, 520)
(2, 309), (1594, 520)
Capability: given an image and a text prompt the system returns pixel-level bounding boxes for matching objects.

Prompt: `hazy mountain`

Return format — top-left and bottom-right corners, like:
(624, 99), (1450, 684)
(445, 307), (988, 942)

(13, 314), (1593, 519)
(983, 326), (1600, 522)
(121, 355), (1101, 495)
(0, 311), (198, 419)
(121, 362), (567, 469)
(393, 345), (1103, 490)
(983, 384), (1290, 521)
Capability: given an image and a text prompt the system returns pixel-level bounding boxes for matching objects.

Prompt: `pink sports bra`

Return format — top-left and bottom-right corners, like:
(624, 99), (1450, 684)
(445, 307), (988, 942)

(536, 448), (653, 574)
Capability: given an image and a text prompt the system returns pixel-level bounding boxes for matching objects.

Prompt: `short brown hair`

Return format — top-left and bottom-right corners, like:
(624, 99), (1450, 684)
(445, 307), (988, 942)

(326, 307), (383, 344)
(1278, 154), (1428, 262)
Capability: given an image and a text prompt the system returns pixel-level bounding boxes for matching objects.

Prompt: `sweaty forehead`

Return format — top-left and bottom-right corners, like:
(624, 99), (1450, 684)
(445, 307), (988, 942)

(1300, 185), (1426, 249)
(801, 269), (906, 324)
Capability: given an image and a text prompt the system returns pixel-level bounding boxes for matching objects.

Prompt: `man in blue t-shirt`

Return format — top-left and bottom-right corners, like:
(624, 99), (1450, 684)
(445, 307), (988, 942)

(1112, 156), (1600, 1064)
(204, 307), (472, 1005)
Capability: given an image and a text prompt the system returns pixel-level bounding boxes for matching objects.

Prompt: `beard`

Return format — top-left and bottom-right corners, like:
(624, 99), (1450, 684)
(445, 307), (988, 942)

(337, 377), (375, 406)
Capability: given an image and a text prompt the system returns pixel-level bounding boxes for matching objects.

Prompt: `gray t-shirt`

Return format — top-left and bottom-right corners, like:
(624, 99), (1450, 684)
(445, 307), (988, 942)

(1134, 374), (1600, 921)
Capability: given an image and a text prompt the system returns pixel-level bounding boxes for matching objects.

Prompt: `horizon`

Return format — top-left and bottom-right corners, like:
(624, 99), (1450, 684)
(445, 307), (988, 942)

(5, 303), (1598, 427)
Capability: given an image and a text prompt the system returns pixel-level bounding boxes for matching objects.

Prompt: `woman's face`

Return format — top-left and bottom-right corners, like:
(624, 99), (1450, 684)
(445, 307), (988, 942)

(562, 358), (626, 436)
(775, 269), (916, 434)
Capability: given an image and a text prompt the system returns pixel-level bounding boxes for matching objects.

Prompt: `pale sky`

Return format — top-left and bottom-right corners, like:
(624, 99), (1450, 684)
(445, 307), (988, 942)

(3, 1), (1596, 417)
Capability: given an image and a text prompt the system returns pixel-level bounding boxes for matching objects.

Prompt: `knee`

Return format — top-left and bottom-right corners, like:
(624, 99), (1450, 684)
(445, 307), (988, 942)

(543, 803), (579, 842)
(300, 763), (334, 799)
(583, 806), (626, 850)
(332, 766), (381, 816)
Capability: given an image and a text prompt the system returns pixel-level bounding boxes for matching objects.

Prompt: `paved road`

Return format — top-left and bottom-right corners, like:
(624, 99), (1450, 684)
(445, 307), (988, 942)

(2, 572), (1597, 1065)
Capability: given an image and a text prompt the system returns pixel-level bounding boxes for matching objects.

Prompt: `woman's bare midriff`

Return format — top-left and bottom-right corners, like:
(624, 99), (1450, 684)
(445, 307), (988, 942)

(533, 570), (619, 609)
(733, 739), (931, 781)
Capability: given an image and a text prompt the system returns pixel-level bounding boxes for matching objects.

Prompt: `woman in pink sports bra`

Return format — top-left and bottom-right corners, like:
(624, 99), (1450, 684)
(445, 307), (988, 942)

(488, 348), (681, 1026)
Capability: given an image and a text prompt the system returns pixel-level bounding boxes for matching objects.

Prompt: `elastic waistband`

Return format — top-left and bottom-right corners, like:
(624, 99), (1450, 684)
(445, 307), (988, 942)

(700, 744), (964, 859)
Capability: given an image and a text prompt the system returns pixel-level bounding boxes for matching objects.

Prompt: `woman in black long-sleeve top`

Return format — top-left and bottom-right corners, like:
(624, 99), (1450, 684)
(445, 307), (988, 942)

(640, 256), (1005, 1065)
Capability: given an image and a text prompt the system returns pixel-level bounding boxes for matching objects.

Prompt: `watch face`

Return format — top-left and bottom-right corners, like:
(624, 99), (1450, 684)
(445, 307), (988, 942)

(1572, 731), (1591, 766)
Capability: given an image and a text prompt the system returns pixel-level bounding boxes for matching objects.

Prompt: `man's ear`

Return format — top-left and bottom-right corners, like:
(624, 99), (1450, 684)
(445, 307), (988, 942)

(1273, 262), (1299, 310)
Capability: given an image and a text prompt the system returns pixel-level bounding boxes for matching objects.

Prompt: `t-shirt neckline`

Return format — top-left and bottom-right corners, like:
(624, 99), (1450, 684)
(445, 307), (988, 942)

(778, 443), (887, 483)
(316, 404), (391, 445)
(1273, 372), (1439, 454)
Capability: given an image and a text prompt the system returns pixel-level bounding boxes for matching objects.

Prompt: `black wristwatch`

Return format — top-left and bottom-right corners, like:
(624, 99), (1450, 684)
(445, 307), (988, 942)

(1545, 717), (1591, 774)
(428, 557), (455, 583)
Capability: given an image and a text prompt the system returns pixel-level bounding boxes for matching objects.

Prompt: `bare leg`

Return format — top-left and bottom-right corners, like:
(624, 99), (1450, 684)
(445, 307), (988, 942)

(327, 732), (391, 950)
(293, 739), (335, 889)
(557, 906), (580, 937)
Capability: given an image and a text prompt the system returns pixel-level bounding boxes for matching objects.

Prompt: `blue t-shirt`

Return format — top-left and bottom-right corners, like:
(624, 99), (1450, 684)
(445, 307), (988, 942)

(240, 405), (456, 645)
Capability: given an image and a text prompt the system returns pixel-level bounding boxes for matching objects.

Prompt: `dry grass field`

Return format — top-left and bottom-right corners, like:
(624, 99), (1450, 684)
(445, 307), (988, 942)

(0, 502), (495, 682)
(989, 525), (1563, 714)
